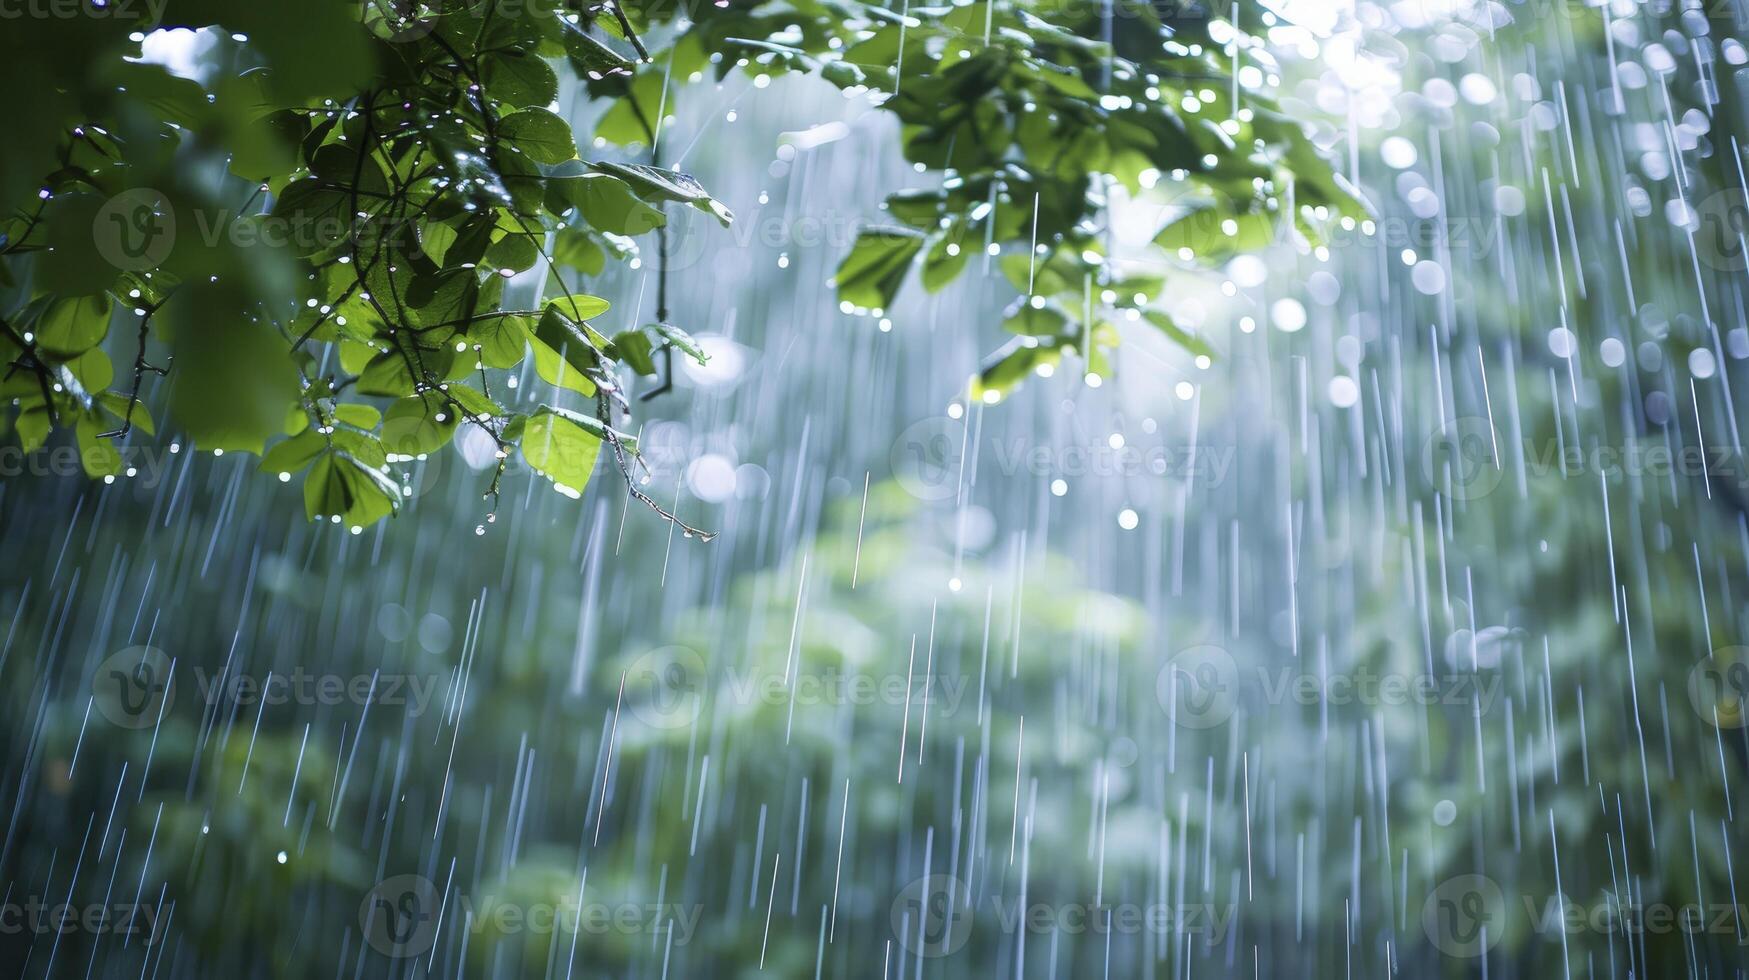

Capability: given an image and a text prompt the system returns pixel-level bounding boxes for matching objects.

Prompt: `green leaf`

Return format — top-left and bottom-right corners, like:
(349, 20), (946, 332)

(466, 314), (530, 370)
(1142, 311), (1215, 360)
(403, 268), (484, 331)
(1003, 301), (1070, 337)
(228, 109), (307, 181)
(421, 221), (459, 265)
(921, 231), (969, 293)
(588, 162), (733, 226)
(270, 179), (357, 255)
(483, 50), (559, 109)
(442, 383), (504, 421)
(334, 403), (381, 429)
(563, 172), (666, 236)
(1154, 203), (1278, 264)
(820, 60), (867, 89)
(357, 349), (422, 397)
(382, 396), (458, 457)
(563, 27), (634, 80)
(971, 337), (1064, 401)
(37, 194), (117, 296)
(519, 408), (603, 497)
(611, 329), (657, 375)
(76, 413), (122, 478)
(338, 340), (376, 377)
(548, 294), (611, 322)
(999, 247), (1099, 297)
(650, 323), (708, 366)
(553, 227), (607, 274)
(310, 143), (388, 192)
(259, 428), (325, 475)
(500, 108), (577, 165)
(884, 188), (947, 228)
(834, 227), (925, 311)
(165, 282), (298, 454)
(532, 404), (638, 451)
(485, 231), (540, 273)
(14, 404), (50, 454)
(303, 450), (400, 528)
(531, 343), (596, 396)
(529, 307), (601, 395)
(97, 391), (154, 436)
(34, 294), (112, 357)
(1022, 56), (1097, 99)
(328, 423), (388, 469)
(442, 215), (497, 269)
(59, 349), (112, 400)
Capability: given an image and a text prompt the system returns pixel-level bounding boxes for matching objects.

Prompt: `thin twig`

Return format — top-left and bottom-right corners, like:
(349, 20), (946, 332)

(596, 391), (713, 540)
(98, 294), (172, 439)
(606, 0), (652, 62)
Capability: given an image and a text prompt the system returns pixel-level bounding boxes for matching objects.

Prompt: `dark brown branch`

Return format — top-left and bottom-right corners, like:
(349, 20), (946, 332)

(606, 0), (652, 62)
(98, 294), (172, 440)
(0, 319), (60, 426)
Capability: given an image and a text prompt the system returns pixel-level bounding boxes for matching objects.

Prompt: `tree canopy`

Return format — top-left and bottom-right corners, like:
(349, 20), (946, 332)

(0, 0), (1360, 531)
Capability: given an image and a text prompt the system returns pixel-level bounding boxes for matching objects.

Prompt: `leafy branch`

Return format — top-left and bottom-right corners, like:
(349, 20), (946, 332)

(0, 0), (1356, 531)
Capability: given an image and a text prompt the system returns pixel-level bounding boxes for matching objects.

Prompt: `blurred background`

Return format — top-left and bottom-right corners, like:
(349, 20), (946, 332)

(3, 0), (1749, 977)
